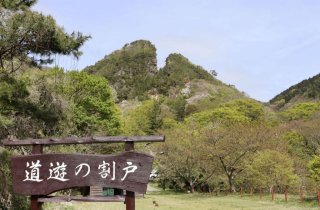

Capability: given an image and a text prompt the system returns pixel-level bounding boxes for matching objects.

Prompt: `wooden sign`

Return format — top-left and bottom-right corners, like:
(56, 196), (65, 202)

(11, 151), (153, 195)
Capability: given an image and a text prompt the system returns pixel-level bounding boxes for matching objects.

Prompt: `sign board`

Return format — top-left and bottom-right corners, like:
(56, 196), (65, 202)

(11, 151), (153, 195)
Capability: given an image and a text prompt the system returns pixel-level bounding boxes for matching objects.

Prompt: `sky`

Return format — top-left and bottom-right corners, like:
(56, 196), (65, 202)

(33, 0), (320, 102)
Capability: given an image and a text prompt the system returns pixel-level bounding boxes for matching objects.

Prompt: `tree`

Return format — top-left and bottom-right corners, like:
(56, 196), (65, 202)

(185, 98), (265, 126)
(0, 1), (90, 73)
(281, 102), (320, 121)
(210, 69), (217, 77)
(57, 70), (121, 136)
(85, 40), (157, 101)
(308, 155), (320, 206)
(0, 73), (64, 139)
(223, 99), (265, 121)
(293, 119), (320, 157)
(170, 95), (187, 122)
(0, 0), (36, 11)
(156, 122), (218, 193)
(0, 2), (90, 208)
(245, 150), (298, 198)
(123, 99), (163, 135)
(309, 155), (320, 186)
(204, 122), (272, 192)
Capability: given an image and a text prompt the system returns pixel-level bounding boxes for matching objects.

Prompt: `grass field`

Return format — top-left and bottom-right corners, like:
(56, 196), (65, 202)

(44, 192), (319, 210)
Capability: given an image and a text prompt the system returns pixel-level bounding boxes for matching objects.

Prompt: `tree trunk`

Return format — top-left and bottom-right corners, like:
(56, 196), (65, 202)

(259, 187), (262, 199)
(284, 186), (288, 202)
(250, 187), (253, 197)
(299, 187), (304, 202)
(271, 186), (275, 201)
(162, 179), (166, 191)
(191, 185), (195, 193)
(190, 180), (195, 193)
(227, 175), (235, 193)
(240, 186), (243, 197)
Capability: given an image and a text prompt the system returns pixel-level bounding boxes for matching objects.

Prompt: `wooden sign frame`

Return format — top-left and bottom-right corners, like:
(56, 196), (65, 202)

(3, 135), (165, 210)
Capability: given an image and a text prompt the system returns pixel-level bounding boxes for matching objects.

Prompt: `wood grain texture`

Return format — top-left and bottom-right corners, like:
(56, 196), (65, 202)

(3, 135), (165, 146)
(11, 151), (153, 195)
(38, 195), (125, 203)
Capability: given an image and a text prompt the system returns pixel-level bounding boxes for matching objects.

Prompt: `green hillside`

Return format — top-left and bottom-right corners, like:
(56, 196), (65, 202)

(270, 73), (320, 108)
(84, 40), (158, 100)
(156, 53), (215, 94)
(269, 73), (320, 121)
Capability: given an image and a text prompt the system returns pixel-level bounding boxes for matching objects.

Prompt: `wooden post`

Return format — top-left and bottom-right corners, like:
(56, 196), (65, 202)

(32, 144), (43, 154)
(125, 142), (135, 210)
(271, 186), (275, 201)
(31, 144), (43, 210)
(284, 186), (288, 202)
(240, 186), (243, 197)
(259, 187), (262, 199)
(31, 196), (42, 210)
(250, 187), (253, 197)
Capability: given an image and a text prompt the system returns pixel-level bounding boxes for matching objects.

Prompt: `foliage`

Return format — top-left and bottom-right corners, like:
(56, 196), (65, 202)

(0, 68), (122, 208)
(223, 99), (265, 120)
(308, 155), (320, 185)
(161, 117), (179, 129)
(167, 96), (187, 122)
(0, 0), (36, 11)
(85, 40), (158, 101)
(270, 73), (320, 107)
(0, 74), (64, 138)
(157, 53), (215, 95)
(281, 131), (309, 160)
(0, 148), (28, 210)
(281, 132), (303, 157)
(123, 99), (162, 135)
(0, 2), (90, 73)
(19, 68), (122, 136)
(63, 71), (121, 136)
(185, 99), (264, 125)
(0, 1), (115, 208)
(185, 79), (244, 114)
(245, 150), (298, 188)
(281, 102), (320, 121)
(296, 119), (320, 156)
(156, 123), (218, 193)
(204, 122), (272, 192)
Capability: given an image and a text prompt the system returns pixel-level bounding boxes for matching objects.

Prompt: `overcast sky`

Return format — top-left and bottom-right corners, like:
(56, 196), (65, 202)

(33, 0), (320, 102)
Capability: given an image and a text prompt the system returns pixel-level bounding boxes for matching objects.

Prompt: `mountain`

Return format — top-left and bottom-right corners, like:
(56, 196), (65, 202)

(270, 73), (320, 108)
(84, 40), (158, 100)
(156, 53), (215, 95)
(85, 40), (244, 107)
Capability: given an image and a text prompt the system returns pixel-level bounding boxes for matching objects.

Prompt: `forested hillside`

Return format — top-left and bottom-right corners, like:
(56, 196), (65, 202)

(269, 74), (320, 121)
(270, 73), (320, 108)
(84, 40), (158, 100)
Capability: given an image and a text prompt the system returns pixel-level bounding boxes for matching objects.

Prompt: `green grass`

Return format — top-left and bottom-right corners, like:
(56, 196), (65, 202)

(44, 192), (319, 210)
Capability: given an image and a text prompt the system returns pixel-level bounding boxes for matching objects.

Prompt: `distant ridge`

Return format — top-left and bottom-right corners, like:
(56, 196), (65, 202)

(270, 73), (320, 107)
